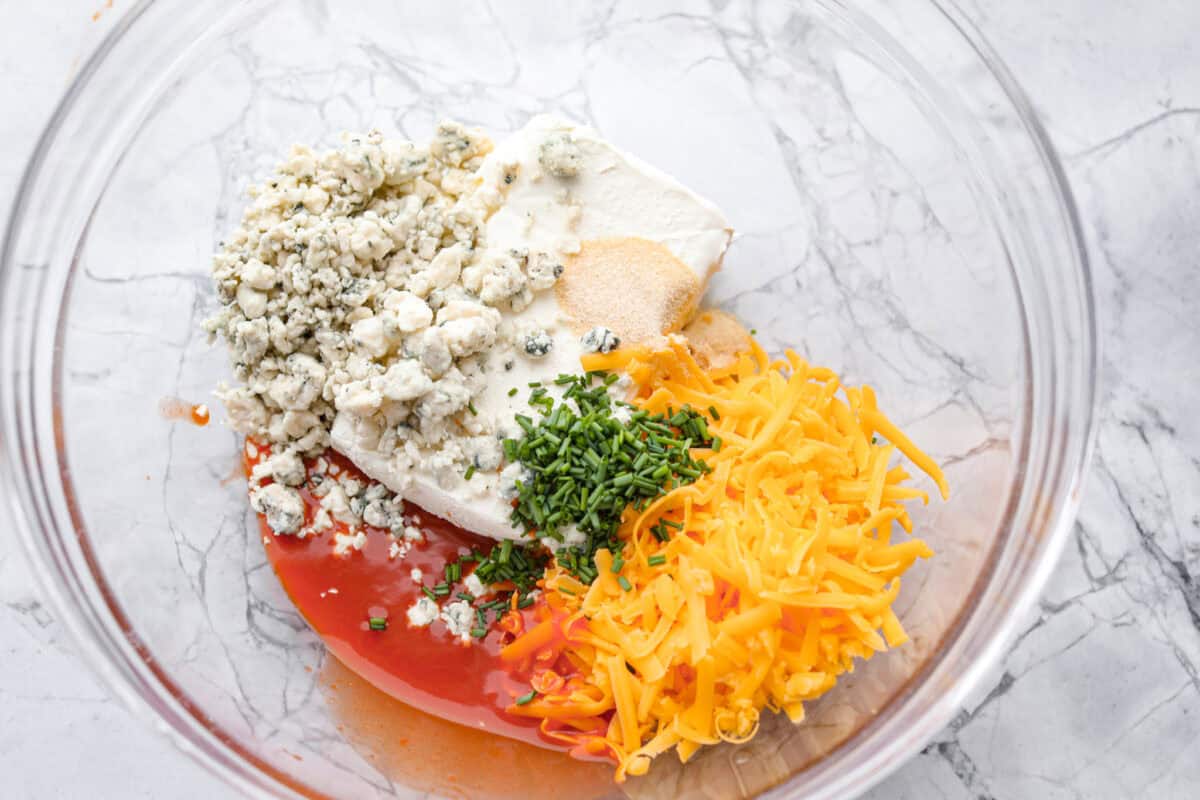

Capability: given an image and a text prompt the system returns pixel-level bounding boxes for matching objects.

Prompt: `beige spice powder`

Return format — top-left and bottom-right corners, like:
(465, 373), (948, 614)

(555, 237), (703, 347)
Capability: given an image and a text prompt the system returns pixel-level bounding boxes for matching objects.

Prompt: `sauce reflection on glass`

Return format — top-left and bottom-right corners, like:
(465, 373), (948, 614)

(318, 655), (619, 800)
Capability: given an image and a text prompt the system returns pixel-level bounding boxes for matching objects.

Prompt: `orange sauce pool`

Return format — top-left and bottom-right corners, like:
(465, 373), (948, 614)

(247, 444), (574, 754)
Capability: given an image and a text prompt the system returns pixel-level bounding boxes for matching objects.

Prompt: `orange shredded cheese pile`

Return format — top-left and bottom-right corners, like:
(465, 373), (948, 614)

(501, 336), (948, 779)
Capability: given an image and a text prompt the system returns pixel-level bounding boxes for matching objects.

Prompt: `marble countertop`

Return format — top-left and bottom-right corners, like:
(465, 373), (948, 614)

(2, 1), (1198, 798)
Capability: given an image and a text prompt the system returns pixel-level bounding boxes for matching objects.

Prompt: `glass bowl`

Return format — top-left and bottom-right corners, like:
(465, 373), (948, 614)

(0, 0), (1095, 798)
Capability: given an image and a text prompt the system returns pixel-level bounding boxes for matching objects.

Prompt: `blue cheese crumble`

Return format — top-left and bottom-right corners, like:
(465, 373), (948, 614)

(205, 122), (564, 474)
(521, 328), (554, 358)
(580, 325), (620, 354)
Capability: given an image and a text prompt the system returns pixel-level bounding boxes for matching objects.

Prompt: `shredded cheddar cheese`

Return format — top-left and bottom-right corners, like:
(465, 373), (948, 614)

(502, 335), (947, 779)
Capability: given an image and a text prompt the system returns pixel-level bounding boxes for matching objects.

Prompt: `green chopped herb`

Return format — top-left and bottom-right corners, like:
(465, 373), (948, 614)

(708, 405), (721, 421)
(504, 374), (711, 583)
(648, 554), (667, 566)
(467, 401), (478, 416)
(508, 387), (519, 397)
(515, 690), (538, 706)
(464, 465), (476, 480)
(368, 616), (388, 631)
(431, 538), (551, 640)
(617, 576), (633, 592)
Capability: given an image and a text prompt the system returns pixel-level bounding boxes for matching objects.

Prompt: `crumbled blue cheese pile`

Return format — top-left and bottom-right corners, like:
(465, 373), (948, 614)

(205, 122), (557, 464)
(247, 440), (419, 550)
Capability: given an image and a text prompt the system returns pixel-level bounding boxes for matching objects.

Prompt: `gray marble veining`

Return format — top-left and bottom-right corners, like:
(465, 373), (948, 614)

(1, 2), (1197, 798)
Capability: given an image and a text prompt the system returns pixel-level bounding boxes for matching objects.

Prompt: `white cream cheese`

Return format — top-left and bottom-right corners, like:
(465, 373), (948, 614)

(481, 114), (733, 287)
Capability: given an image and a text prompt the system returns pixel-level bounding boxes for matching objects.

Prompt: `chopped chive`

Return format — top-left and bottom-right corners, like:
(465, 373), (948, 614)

(505, 374), (712, 584)
(708, 405), (720, 420)
(648, 554), (667, 566)
(368, 617), (388, 631)
(632, 476), (659, 492)
(467, 401), (478, 416)
(558, 586), (576, 596)
(464, 465), (476, 480)
(421, 586), (436, 600)
(662, 519), (684, 530)
(617, 576), (633, 592)
(508, 387), (519, 397)
(515, 690), (537, 706)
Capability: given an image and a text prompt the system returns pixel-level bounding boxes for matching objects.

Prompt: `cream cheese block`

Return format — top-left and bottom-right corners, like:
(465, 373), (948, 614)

(482, 114), (732, 288)
(332, 115), (733, 541)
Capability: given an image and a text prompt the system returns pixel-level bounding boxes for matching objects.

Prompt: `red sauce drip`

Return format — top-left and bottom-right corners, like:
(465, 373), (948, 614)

(248, 444), (569, 753)
(191, 404), (211, 426)
(159, 396), (210, 426)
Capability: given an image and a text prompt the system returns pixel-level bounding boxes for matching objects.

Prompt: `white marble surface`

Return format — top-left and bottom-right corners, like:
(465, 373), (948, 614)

(2, 1), (1198, 798)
